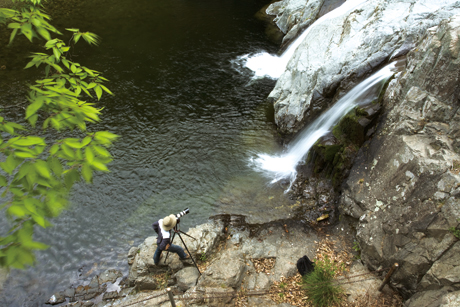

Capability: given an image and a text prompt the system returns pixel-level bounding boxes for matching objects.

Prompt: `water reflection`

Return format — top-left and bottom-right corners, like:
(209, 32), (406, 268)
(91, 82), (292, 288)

(0, 0), (282, 305)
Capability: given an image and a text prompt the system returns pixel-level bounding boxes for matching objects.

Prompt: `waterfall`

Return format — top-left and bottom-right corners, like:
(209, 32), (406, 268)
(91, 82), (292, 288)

(251, 62), (397, 186)
(241, 0), (368, 79)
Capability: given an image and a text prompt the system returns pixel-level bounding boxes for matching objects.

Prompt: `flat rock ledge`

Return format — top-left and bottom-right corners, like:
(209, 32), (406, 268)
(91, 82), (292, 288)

(48, 217), (403, 307)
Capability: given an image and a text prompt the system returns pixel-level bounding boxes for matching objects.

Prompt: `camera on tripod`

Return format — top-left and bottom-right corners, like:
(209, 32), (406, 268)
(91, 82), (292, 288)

(174, 208), (189, 224)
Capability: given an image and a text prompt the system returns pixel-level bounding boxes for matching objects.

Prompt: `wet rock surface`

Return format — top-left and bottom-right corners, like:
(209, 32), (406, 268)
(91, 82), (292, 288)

(340, 14), (460, 303)
(269, 0), (460, 135)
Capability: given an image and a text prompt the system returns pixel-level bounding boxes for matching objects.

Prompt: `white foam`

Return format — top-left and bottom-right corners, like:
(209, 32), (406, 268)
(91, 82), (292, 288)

(251, 63), (396, 187)
(241, 0), (369, 79)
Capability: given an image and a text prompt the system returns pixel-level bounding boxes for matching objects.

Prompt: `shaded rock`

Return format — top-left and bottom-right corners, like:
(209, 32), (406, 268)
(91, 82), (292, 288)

(266, 0), (326, 48)
(183, 286), (235, 305)
(440, 291), (460, 307)
(405, 287), (455, 307)
(127, 247), (138, 265)
(135, 275), (157, 291)
(254, 0), (285, 45)
(197, 250), (247, 288)
(174, 219), (225, 259)
(175, 266), (200, 291)
(419, 241), (460, 290)
(98, 269), (123, 285)
(102, 291), (120, 301)
(340, 14), (460, 298)
(341, 261), (395, 304)
(46, 292), (66, 305)
(127, 236), (157, 285)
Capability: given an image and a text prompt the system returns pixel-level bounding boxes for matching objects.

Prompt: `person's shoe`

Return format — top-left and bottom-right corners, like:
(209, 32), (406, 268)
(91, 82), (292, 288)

(180, 253), (190, 261)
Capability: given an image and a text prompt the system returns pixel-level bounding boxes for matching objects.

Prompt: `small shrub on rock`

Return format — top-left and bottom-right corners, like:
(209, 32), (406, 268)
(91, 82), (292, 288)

(301, 255), (344, 307)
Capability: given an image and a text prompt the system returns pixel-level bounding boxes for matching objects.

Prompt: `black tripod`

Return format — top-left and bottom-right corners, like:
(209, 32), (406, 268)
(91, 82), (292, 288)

(164, 223), (201, 275)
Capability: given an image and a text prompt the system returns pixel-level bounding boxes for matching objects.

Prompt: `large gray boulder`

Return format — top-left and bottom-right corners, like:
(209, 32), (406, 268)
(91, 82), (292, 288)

(266, 0), (325, 47)
(174, 219), (225, 259)
(340, 14), (460, 299)
(127, 220), (224, 286)
(197, 250), (247, 289)
(269, 0), (460, 135)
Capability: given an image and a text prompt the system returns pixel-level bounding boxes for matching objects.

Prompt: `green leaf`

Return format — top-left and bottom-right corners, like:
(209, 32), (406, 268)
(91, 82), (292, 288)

(36, 177), (52, 188)
(95, 86), (102, 100)
(9, 28), (18, 44)
(92, 145), (111, 157)
(52, 47), (60, 61)
(91, 160), (109, 172)
(8, 205), (26, 217)
(61, 58), (70, 69)
(85, 146), (94, 163)
(16, 161), (33, 181)
(37, 27), (50, 40)
(11, 136), (45, 147)
(28, 114), (38, 127)
(48, 157), (63, 177)
(24, 198), (37, 213)
(26, 98), (44, 119)
(3, 122), (15, 134)
(0, 175), (7, 187)
(81, 163), (92, 183)
(32, 214), (47, 228)
(49, 144), (59, 155)
(74, 33), (81, 44)
(81, 136), (92, 147)
(99, 84), (113, 95)
(14, 151), (36, 159)
(64, 138), (83, 149)
(7, 22), (21, 29)
(95, 131), (119, 141)
(64, 168), (80, 189)
(26, 168), (38, 188)
(21, 23), (33, 42)
(61, 144), (75, 159)
(22, 240), (48, 250)
(35, 160), (51, 179)
(0, 154), (23, 174)
(76, 148), (83, 160)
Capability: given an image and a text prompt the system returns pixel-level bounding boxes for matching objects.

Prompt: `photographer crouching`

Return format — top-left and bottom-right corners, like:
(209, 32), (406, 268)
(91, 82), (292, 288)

(152, 213), (190, 265)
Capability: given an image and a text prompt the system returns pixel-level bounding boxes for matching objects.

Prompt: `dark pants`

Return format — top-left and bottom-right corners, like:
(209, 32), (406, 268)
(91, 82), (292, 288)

(153, 244), (187, 264)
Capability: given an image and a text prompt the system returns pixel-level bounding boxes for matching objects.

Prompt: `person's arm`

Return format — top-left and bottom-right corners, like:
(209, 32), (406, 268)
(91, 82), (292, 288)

(159, 237), (170, 250)
(152, 221), (159, 234)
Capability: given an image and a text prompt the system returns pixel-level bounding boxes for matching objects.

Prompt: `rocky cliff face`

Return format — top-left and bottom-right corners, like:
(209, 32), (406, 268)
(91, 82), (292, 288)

(340, 15), (460, 304)
(267, 0), (460, 135)
(267, 0), (460, 305)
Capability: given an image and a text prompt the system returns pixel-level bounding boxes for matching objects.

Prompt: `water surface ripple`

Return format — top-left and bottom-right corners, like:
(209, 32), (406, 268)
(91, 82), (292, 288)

(0, 0), (286, 305)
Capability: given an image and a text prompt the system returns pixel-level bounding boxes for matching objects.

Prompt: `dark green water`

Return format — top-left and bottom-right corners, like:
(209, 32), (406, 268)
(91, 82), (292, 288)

(0, 0), (294, 305)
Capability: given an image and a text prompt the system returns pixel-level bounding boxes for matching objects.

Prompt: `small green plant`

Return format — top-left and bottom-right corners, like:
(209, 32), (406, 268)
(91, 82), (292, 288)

(279, 282), (286, 289)
(352, 240), (361, 260)
(352, 241), (361, 252)
(301, 255), (344, 307)
(278, 293), (285, 298)
(449, 227), (460, 239)
(199, 252), (207, 262)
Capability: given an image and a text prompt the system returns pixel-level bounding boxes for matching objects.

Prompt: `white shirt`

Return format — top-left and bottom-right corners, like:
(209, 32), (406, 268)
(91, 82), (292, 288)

(158, 219), (170, 239)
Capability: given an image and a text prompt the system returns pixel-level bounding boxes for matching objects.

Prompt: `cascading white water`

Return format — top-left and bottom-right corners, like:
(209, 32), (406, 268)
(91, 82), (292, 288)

(241, 0), (368, 79)
(251, 63), (397, 185)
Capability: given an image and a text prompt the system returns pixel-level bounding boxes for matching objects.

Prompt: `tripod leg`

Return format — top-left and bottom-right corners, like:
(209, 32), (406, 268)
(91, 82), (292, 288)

(178, 229), (197, 241)
(163, 232), (176, 264)
(176, 233), (201, 275)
